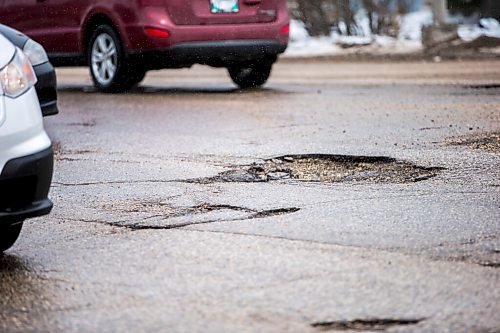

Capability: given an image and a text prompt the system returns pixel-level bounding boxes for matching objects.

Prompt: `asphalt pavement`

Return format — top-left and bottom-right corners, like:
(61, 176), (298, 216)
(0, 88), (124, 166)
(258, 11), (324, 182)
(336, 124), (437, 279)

(1, 59), (499, 333)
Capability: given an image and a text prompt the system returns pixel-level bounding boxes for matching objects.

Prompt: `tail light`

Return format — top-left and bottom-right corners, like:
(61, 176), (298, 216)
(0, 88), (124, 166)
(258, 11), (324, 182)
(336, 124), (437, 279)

(145, 28), (171, 39)
(280, 24), (290, 35)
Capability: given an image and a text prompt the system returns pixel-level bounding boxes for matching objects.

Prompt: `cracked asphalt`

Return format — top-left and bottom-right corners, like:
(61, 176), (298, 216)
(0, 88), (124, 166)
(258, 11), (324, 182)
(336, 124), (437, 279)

(1, 59), (500, 333)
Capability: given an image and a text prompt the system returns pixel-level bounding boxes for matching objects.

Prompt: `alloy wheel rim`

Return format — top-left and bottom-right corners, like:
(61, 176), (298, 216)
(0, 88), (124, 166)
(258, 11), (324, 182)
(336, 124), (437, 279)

(91, 33), (117, 85)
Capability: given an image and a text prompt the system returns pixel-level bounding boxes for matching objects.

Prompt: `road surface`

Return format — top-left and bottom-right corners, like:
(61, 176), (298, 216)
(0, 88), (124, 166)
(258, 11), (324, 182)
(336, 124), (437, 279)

(1, 59), (499, 333)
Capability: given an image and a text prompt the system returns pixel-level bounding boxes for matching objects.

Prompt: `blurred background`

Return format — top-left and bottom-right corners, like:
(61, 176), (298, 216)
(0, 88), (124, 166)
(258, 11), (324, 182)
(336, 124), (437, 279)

(284, 0), (500, 57)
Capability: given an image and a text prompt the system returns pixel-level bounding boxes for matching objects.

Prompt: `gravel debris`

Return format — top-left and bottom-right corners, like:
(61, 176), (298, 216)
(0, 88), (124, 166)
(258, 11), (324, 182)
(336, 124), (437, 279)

(447, 131), (500, 153)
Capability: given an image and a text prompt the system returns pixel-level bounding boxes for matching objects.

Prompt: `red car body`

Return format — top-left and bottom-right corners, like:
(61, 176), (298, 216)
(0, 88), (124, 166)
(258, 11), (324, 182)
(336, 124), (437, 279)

(0, 0), (289, 91)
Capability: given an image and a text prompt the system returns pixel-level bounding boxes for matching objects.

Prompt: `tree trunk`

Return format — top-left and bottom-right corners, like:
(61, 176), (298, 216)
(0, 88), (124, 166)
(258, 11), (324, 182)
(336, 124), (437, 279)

(337, 0), (353, 35)
(297, 0), (332, 36)
(430, 0), (447, 26)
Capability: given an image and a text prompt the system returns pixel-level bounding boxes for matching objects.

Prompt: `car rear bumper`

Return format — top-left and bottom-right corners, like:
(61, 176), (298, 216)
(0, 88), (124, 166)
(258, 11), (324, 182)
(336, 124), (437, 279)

(128, 39), (287, 69)
(34, 61), (59, 117)
(0, 146), (54, 224)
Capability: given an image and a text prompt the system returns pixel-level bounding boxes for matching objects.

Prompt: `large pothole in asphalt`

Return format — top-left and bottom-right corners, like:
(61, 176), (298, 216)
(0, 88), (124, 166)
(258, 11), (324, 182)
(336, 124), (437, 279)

(189, 154), (444, 184)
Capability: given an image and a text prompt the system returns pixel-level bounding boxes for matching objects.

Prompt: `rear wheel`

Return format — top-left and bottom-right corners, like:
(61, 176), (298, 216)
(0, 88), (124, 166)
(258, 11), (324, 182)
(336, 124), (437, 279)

(128, 68), (147, 86)
(0, 221), (24, 252)
(228, 61), (273, 89)
(88, 25), (143, 93)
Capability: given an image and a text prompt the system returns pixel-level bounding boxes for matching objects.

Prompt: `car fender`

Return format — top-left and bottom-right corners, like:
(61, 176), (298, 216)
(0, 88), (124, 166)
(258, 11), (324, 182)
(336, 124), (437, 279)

(80, 3), (140, 54)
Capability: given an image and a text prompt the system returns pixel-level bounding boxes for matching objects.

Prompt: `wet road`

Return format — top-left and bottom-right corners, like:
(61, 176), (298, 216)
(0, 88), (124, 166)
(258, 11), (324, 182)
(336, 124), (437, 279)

(1, 60), (499, 332)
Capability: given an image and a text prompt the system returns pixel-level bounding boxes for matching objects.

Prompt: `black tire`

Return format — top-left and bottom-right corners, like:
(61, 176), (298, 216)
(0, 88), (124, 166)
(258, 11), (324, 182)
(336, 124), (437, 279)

(128, 68), (147, 86)
(0, 221), (24, 252)
(228, 61), (273, 89)
(88, 25), (141, 93)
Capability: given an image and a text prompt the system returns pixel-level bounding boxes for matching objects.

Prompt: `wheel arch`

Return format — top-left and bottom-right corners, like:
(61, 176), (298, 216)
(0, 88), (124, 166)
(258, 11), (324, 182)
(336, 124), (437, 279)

(81, 13), (128, 61)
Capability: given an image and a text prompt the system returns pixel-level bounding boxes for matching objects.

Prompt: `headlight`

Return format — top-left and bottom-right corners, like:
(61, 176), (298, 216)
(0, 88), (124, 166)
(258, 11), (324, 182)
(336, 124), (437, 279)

(0, 49), (38, 98)
(23, 39), (49, 66)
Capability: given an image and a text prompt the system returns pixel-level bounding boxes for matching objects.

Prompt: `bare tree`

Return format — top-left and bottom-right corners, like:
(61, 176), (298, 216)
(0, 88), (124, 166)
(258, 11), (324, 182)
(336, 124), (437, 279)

(291, 0), (418, 37)
(361, 0), (405, 36)
(296, 0), (332, 36)
(362, 0), (375, 34)
(337, 0), (354, 35)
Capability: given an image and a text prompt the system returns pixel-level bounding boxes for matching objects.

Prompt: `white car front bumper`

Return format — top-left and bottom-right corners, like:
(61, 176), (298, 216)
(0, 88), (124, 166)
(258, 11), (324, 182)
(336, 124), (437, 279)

(0, 87), (51, 174)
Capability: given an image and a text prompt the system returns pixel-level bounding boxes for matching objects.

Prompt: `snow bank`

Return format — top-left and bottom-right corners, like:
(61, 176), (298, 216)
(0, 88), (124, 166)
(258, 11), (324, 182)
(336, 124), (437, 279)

(399, 7), (433, 41)
(287, 20), (342, 57)
(285, 7), (433, 57)
(458, 18), (500, 41)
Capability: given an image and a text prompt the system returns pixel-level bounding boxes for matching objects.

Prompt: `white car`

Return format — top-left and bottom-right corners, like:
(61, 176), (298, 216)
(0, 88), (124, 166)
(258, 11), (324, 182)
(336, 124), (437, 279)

(0, 33), (53, 252)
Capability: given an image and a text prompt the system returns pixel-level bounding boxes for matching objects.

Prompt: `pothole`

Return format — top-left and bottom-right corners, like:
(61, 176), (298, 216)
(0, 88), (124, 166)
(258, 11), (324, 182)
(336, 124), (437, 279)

(466, 84), (500, 90)
(66, 120), (96, 127)
(479, 262), (500, 268)
(311, 318), (424, 331)
(51, 140), (100, 161)
(189, 155), (443, 184)
(101, 200), (300, 230)
(447, 131), (500, 153)
(103, 200), (177, 215)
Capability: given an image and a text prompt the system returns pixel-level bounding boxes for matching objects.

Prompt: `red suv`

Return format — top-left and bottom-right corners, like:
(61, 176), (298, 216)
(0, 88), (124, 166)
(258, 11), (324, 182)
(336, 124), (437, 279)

(0, 0), (289, 92)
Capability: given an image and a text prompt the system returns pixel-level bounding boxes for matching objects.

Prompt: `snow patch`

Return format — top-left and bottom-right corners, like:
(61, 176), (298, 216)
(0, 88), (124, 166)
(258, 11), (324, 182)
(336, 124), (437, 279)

(399, 6), (433, 41)
(458, 18), (500, 42)
(289, 20), (309, 43)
